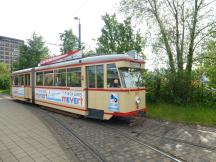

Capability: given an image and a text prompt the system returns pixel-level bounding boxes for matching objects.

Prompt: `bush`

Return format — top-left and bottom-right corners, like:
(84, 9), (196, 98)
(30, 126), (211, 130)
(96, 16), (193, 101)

(143, 69), (216, 106)
(0, 75), (10, 89)
(0, 63), (10, 89)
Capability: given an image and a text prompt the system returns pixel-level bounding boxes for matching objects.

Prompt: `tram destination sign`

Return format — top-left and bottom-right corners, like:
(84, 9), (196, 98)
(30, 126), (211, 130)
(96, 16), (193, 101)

(130, 62), (141, 68)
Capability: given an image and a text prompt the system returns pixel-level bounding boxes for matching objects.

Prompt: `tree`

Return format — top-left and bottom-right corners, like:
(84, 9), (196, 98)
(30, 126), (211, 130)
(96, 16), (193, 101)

(14, 33), (49, 70)
(0, 63), (10, 89)
(199, 30), (216, 88)
(60, 29), (79, 54)
(96, 13), (145, 54)
(120, 0), (216, 103)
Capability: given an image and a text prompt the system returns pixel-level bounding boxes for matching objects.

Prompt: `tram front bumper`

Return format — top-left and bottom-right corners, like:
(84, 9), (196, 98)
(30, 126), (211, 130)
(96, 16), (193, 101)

(112, 108), (147, 117)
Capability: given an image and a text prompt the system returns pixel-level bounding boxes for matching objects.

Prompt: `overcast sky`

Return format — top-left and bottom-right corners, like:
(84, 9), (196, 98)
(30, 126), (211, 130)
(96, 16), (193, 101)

(1, 0), (119, 55)
(1, 0), (159, 70)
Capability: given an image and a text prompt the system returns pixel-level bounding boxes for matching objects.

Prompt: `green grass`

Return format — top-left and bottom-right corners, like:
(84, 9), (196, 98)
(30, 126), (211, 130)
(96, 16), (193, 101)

(0, 89), (10, 95)
(147, 103), (216, 126)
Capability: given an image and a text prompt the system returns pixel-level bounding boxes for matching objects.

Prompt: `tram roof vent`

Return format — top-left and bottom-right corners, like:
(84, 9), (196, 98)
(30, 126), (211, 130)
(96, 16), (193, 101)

(126, 50), (138, 59)
(126, 50), (144, 60)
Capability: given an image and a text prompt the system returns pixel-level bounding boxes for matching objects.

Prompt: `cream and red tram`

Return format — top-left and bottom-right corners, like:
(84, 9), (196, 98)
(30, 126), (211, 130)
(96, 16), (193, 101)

(11, 51), (146, 120)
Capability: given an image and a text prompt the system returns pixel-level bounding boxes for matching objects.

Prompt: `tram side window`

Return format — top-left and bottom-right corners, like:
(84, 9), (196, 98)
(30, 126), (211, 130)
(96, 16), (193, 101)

(107, 64), (121, 88)
(44, 71), (54, 86)
(96, 65), (104, 88)
(54, 69), (66, 86)
(18, 75), (24, 86)
(25, 74), (30, 86)
(36, 72), (44, 86)
(14, 76), (19, 85)
(87, 65), (104, 88)
(67, 68), (81, 87)
(87, 66), (96, 88)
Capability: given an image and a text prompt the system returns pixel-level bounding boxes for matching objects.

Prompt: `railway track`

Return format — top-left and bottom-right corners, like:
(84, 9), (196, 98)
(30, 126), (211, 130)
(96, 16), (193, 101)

(101, 116), (216, 151)
(45, 113), (108, 162)
(109, 119), (216, 152)
(44, 110), (184, 162)
(102, 124), (185, 162)
(136, 131), (216, 151)
(31, 106), (216, 162)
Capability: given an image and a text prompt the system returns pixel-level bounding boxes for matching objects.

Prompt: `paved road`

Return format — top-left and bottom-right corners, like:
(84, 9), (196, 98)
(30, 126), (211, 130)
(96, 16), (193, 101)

(32, 103), (216, 162)
(0, 94), (74, 162)
(1, 95), (216, 162)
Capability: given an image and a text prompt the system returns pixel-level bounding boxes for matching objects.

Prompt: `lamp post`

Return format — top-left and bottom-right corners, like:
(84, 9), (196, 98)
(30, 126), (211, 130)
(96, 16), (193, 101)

(74, 17), (81, 50)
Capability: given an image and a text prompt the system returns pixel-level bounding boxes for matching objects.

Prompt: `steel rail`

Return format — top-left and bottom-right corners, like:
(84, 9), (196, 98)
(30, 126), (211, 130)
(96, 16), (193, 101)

(104, 125), (185, 162)
(47, 113), (108, 162)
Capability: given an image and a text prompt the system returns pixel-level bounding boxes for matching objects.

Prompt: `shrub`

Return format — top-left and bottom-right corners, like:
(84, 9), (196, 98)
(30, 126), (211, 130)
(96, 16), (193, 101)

(0, 63), (10, 89)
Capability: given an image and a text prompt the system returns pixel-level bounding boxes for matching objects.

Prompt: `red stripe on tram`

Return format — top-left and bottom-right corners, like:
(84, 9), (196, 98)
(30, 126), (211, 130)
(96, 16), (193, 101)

(34, 87), (145, 92)
(87, 88), (145, 92)
(105, 108), (147, 117)
(36, 100), (88, 112)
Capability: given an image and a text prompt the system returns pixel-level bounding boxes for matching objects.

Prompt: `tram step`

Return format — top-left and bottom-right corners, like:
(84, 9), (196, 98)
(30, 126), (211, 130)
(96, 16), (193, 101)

(87, 109), (104, 120)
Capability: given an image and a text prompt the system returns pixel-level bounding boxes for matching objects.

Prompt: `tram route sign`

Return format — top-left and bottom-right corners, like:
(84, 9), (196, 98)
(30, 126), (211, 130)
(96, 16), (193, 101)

(108, 93), (120, 112)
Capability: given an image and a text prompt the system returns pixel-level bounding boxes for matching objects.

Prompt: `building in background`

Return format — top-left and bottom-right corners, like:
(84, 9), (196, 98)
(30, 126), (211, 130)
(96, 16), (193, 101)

(0, 36), (24, 70)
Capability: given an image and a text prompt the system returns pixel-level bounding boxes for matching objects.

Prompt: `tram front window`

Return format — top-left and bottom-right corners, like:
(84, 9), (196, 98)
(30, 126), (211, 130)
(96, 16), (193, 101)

(119, 68), (144, 88)
(107, 64), (121, 88)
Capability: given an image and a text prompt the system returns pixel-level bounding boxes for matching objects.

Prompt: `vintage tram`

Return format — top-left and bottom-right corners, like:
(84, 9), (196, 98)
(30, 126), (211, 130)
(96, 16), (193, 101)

(11, 50), (146, 120)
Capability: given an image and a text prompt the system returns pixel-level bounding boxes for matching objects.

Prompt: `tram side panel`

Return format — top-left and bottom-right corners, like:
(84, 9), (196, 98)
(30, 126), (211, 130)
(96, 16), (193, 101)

(33, 66), (88, 116)
(11, 72), (32, 101)
(34, 87), (88, 116)
(87, 89), (146, 120)
(12, 85), (25, 101)
(24, 73), (32, 100)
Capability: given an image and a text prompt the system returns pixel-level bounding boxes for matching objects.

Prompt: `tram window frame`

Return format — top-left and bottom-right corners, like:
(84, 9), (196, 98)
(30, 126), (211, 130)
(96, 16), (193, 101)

(67, 67), (81, 87)
(44, 71), (54, 86)
(25, 74), (30, 86)
(36, 72), (44, 86)
(13, 75), (19, 86)
(18, 75), (24, 86)
(87, 65), (104, 88)
(107, 64), (121, 88)
(87, 66), (96, 88)
(54, 69), (66, 86)
(96, 65), (104, 88)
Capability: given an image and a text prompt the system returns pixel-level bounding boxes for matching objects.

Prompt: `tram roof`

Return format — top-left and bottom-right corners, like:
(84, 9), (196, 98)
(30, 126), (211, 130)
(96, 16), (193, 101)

(12, 54), (144, 74)
(12, 68), (32, 74)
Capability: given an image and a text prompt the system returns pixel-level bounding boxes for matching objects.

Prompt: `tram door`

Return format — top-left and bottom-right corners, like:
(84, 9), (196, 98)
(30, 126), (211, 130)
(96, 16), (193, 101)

(24, 73), (31, 99)
(86, 65), (104, 119)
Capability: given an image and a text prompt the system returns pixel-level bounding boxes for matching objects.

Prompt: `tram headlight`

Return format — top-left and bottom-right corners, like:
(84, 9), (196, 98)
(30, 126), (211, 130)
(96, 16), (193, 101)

(136, 97), (141, 104)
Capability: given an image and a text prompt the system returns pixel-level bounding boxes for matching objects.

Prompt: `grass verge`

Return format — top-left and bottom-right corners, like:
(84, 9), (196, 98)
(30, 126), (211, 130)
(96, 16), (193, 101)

(0, 89), (10, 95)
(147, 103), (216, 126)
